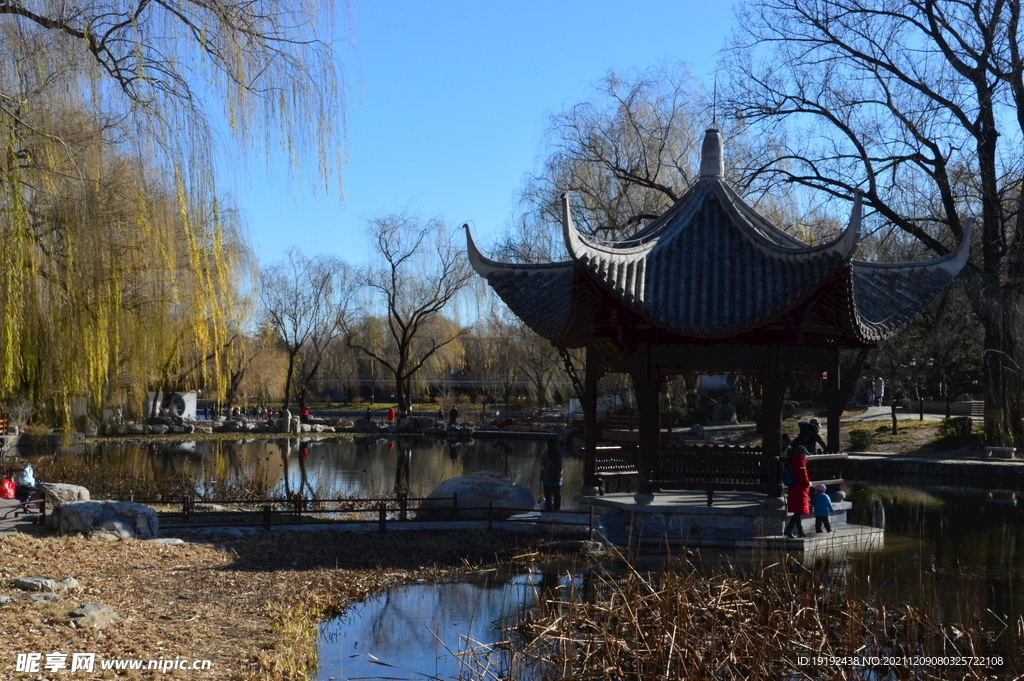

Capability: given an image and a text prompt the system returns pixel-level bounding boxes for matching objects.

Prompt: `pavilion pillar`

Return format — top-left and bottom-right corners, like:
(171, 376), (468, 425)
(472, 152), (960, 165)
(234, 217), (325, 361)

(825, 351), (843, 453)
(581, 346), (600, 492)
(762, 345), (785, 499)
(630, 342), (662, 491)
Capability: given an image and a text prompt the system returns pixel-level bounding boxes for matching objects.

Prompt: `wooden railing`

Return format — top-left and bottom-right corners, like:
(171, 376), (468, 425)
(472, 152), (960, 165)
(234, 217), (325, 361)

(603, 414), (639, 430)
(656, 444), (771, 505)
(593, 445), (847, 506)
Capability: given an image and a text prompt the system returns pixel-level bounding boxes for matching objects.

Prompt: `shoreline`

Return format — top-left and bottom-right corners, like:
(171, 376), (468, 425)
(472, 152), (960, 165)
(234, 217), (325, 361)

(0, 529), (549, 680)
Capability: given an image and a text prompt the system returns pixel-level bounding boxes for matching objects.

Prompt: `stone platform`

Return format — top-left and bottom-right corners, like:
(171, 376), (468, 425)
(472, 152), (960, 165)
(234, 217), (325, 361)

(577, 490), (883, 554)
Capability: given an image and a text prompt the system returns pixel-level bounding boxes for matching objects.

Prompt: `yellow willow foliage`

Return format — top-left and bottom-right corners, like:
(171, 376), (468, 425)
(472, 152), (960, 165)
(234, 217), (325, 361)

(0, 2), (342, 421)
(0, 112), (249, 424)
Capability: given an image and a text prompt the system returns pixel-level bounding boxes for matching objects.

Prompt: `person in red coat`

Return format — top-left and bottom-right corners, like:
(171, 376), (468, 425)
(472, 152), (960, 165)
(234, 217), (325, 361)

(784, 445), (811, 538)
(386, 407), (396, 423)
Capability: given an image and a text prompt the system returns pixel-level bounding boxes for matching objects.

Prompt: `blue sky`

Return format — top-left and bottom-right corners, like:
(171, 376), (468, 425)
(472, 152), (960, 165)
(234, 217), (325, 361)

(230, 1), (736, 267)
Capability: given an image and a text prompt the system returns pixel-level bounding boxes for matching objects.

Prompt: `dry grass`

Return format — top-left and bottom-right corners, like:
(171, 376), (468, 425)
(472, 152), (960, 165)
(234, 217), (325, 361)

(475, 556), (1024, 680)
(0, 529), (540, 680)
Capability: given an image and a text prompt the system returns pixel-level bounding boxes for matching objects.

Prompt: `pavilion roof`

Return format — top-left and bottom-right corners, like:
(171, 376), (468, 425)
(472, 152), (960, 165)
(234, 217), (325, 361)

(467, 128), (971, 347)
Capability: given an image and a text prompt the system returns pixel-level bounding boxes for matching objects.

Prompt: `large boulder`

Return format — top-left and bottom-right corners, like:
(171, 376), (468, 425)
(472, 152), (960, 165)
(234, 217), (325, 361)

(36, 483), (90, 507)
(418, 471), (535, 520)
(50, 500), (159, 538)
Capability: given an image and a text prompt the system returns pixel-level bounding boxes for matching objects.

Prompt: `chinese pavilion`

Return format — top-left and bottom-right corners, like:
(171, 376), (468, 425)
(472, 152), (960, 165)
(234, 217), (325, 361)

(467, 128), (971, 501)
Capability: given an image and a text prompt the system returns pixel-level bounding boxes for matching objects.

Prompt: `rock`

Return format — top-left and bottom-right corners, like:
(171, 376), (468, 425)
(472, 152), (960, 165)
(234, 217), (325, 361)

(192, 503), (224, 511)
(50, 500), (159, 538)
(123, 423), (146, 435)
(418, 471), (535, 520)
(10, 576), (80, 593)
(99, 519), (136, 540)
(36, 482), (90, 507)
(299, 422), (311, 433)
(147, 424), (169, 435)
(148, 416), (174, 426)
(24, 593), (63, 603)
(410, 416), (435, 431)
(0, 595), (14, 605)
(89, 531), (122, 542)
(334, 419), (354, 428)
(147, 538), (186, 546)
(68, 603), (121, 630)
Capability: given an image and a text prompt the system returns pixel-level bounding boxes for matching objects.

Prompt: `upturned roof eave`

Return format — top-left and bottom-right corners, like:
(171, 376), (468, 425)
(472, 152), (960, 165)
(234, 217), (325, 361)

(465, 224), (574, 276)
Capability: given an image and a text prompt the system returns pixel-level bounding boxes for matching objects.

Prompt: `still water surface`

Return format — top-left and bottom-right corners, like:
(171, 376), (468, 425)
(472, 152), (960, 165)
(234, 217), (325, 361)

(62, 437), (582, 505)
(48, 440), (1024, 677)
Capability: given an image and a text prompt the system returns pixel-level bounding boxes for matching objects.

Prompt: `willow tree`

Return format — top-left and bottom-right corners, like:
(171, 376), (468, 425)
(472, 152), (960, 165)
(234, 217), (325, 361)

(0, 2), (344, 423)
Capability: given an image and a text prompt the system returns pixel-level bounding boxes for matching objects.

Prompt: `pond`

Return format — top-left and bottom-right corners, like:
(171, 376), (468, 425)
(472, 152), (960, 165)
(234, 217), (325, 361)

(28, 437), (583, 506)
(316, 571), (572, 681)
(311, 481), (1024, 680)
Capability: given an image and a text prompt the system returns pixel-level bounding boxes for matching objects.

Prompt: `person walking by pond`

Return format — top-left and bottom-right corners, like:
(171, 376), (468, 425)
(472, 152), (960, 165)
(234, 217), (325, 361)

(811, 484), (834, 533)
(873, 376), (885, 406)
(783, 445), (810, 538)
(386, 407), (396, 424)
(300, 404), (310, 424)
(540, 440), (564, 512)
(448, 405), (459, 427)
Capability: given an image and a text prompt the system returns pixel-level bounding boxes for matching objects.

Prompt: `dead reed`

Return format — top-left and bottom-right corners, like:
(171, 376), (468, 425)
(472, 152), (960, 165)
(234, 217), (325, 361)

(470, 555), (1024, 680)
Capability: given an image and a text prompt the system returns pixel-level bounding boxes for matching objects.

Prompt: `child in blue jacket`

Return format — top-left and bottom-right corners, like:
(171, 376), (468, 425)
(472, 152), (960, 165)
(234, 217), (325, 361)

(811, 484), (834, 533)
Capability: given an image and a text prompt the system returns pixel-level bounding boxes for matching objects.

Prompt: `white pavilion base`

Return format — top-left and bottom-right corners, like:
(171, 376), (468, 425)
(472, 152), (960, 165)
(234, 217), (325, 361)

(577, 490), (884, 554)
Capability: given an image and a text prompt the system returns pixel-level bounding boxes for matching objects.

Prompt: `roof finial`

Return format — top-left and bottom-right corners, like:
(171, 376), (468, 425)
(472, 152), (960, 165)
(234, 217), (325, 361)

(712, 75), (718, 127)
(700, 128), (724, 179)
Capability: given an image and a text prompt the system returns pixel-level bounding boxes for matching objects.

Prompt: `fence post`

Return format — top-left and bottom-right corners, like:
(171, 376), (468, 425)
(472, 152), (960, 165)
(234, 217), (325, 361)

(262, 505), (272, 530)
(488, 501), (493, 530)
(589, 506), (594, 542)
(183, 494), (189, 518)
(378, 503), (387, 533)
(399, 493), (407, 521)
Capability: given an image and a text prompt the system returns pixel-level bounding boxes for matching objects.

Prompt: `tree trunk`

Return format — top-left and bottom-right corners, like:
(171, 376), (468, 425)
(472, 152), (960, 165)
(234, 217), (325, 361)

(282, 350), (299, 413)
(979, 281), (1024, 447)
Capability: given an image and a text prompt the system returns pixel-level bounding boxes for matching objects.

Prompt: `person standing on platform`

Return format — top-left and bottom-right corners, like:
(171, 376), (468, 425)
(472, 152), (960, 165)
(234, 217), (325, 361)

(793, 418), (828, 454)
(300, 404), (310, 424)
(448, 405), (459, 427)
(386, 407), (396, 424)
(811, 484), (834, 533)
(783, 445), (811, 538)
(540, 440), (564, 512)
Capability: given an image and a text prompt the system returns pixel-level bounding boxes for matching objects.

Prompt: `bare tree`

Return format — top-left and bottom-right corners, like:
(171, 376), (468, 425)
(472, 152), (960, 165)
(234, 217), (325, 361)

(509, 321), (562, 410)
(347, 214), (473, 417)
(723, 0), (1024, 445)
(500, 63), (799, 262)
(260, 249), (352, 412)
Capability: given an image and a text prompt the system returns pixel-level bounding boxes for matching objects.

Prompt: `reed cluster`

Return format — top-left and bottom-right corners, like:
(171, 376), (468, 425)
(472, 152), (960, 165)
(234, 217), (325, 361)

(473, 557), (1022, 680)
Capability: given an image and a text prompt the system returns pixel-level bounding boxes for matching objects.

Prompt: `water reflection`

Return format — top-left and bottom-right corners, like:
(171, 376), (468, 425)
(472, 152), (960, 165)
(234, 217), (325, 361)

(317, 572), (571, 681)
(61, 437), (583, 506)
(844, 482), (1024, 650)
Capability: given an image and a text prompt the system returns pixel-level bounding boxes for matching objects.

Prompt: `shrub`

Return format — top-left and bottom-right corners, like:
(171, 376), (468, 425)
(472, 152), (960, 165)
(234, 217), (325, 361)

(848, 429), (873, 450)
(939, 416), (972, 439)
